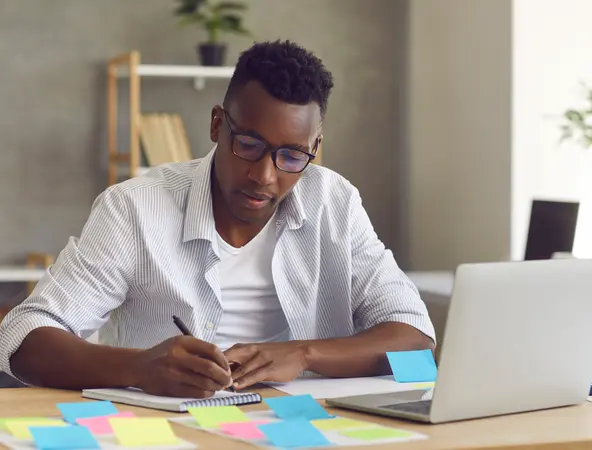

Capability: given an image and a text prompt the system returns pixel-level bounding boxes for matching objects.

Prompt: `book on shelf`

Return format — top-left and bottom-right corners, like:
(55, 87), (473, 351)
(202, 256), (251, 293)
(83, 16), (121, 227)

(139, 113), (193, 168)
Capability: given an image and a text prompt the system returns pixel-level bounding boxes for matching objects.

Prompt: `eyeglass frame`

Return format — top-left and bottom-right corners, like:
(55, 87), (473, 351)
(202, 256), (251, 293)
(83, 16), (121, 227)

(221, 108), (321, 174)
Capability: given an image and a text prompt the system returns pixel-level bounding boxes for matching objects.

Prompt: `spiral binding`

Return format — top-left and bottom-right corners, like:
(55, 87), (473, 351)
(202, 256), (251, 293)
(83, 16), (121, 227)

(183, 392), (261, 408)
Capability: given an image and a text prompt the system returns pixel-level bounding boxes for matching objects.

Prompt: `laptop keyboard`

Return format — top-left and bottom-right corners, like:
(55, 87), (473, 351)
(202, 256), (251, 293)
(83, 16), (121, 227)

(380, 400), (432, 415)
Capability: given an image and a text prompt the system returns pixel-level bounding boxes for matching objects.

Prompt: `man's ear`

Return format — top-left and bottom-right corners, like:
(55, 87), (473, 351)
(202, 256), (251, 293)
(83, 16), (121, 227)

(210, 105), (224, 143)
(315, 134), (323, 155)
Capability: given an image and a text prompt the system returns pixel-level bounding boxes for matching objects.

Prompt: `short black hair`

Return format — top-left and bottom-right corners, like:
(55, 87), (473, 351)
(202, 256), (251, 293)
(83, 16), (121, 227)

(223, 40), (334, 118)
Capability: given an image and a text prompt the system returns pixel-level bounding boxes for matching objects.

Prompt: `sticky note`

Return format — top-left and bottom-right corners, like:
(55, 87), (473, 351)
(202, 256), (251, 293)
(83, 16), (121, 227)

(220, 420), (269, 440)
(110, 417), (179, 447)
(412, 382), (435, 389)
(386, 349), (437, 382)
(188, 405), (248, 429)
(30, 425), (99, 450)
(264, 394), (332, 420)
(0, 417), (50, 431)
(76, 411), (135, 435)
(311, 417), (375, 431)
(258, 418), (332, 448)
(57, 400), (118, 423)
(5, 419), (67, 439)
(340, 427), (415, 441)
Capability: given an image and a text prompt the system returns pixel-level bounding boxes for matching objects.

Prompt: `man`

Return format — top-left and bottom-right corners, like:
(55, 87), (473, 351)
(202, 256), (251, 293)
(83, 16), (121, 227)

(0, 40), (435, 398)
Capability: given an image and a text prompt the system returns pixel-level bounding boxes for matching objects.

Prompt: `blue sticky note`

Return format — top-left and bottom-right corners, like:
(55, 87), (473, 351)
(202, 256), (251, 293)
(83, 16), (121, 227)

(30, 425), (99, 450)
(387, 349), (438, 382)
(57, 401), (118, 423)
(264, 395), (332, 421)
(258, 418), (332, 449)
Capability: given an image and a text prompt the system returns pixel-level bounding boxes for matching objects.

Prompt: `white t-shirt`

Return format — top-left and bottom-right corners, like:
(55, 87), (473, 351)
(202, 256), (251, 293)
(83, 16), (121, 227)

(214, 215), (290, 350)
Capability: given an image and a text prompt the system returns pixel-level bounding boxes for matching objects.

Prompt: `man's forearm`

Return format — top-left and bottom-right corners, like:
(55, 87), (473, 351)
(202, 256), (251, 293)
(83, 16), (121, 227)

(301, 322), (434, 378)
(11, 327), (141, 389)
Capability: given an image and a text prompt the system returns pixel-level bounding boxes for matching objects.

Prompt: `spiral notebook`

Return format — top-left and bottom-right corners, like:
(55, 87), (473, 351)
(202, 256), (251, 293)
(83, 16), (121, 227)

(82, 388), (261, 412)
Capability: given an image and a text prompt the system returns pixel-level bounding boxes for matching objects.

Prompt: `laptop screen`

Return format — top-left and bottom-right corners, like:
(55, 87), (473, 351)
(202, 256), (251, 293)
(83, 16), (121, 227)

(524, 200), (580, 260)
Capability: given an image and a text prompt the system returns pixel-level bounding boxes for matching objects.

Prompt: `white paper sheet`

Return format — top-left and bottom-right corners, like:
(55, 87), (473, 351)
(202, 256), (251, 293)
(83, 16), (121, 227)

(262, 375), (434, 399)
(170, 411), (427, 449)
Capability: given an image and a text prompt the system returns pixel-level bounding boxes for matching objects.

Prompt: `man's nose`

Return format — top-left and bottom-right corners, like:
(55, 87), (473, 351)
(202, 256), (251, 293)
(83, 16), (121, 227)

(248, 153), (277, 186)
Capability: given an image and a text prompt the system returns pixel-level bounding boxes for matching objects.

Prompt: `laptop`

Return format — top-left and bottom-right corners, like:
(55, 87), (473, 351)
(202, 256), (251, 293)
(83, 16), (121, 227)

(524, 199), (579, 260)
(326, 259), (592, 423)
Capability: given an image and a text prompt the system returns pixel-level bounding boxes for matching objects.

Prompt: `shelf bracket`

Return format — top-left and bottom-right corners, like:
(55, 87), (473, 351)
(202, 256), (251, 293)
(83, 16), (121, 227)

(194, 77), (206, 91)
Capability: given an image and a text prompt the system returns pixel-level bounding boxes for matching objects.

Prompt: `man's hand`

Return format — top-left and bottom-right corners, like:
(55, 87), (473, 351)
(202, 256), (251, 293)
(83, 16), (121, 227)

(224, 342), (309, 390)
(130, 336), (233, 398)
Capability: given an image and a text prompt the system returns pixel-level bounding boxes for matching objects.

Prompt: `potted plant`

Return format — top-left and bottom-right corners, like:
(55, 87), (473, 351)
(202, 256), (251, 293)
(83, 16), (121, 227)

(174, 0), (251, 66)
(560, 87), (592, 149)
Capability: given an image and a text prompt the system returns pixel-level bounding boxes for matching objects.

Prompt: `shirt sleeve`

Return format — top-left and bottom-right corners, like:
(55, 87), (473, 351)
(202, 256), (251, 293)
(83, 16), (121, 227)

(349, 188), (436, 343)
(0, 187), (136, 378)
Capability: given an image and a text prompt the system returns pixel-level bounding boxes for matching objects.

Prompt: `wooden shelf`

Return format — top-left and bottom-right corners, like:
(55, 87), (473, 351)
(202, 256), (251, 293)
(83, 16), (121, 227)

(106, 51), (235, 185)
(115, 64), (234, 90)
(0, 266), (46, 283)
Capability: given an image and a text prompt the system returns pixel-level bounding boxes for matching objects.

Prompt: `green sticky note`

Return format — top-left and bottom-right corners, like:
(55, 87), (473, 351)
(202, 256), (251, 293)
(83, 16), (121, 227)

(109, 417), (179, 447)
(0, 417), (51, 431)
(188, 406), (248, 429)
(340, 427), (415, 441)
(311, 417), (375, 431)
(5, 419), (67, 439)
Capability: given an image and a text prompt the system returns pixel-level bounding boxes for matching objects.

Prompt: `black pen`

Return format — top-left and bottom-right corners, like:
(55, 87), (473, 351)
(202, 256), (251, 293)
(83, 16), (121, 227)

(172, 315), (236, 392)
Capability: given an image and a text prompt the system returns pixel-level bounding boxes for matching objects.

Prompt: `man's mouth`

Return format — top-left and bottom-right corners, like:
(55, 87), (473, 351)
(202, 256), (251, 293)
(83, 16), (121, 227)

(241, 190), (273, 201)
(239, 190), (274, 209)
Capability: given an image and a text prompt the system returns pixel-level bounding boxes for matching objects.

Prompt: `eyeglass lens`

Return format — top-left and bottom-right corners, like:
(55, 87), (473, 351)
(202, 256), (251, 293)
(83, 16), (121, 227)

(233, 134), (311, 173)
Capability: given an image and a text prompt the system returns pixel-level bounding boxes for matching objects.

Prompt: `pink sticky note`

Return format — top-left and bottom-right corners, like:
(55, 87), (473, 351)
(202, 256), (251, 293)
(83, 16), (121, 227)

(76, 411), (136, 435)
(220, 421), (269, 440)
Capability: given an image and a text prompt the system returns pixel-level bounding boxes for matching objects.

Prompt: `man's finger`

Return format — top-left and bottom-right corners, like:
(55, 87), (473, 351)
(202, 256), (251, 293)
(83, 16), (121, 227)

(231, 351), (268, 382)
(178, 349), (232, 387)
(233, 363), (272, 390)
(182, 337), (230, 372)
(224, 344), (257, 366)
(170, 367), (224, 392)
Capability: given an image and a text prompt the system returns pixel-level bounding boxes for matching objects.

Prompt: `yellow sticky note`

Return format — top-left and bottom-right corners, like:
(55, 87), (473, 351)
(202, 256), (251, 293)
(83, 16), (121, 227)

(311, 417), (376, 431)
(188, 406), (248, 429)
(340, 427), (415, 441)
(412, 382), (435, 389)
(0, 417), (50, 431)
(5, 419), (67, 439)
(110, 418), (178, 447)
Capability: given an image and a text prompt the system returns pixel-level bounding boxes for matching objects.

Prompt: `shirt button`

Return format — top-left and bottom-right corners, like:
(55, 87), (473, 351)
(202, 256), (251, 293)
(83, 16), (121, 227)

(206, 322), (214, 330)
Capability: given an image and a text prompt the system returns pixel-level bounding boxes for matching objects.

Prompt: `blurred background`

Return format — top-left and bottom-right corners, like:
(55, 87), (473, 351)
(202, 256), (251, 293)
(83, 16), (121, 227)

(1, 0), (592, 312)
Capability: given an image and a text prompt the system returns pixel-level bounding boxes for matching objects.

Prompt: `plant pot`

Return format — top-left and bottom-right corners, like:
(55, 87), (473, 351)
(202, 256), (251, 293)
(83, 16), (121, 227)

(198, 43), (227, 66)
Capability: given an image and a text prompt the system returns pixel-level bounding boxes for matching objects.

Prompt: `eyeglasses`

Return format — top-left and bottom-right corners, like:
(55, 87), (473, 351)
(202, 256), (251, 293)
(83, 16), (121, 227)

(222, 109), (319, 174)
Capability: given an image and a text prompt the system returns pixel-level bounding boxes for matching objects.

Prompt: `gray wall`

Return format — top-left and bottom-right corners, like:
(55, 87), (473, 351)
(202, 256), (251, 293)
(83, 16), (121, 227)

(0, 0), (408, 301)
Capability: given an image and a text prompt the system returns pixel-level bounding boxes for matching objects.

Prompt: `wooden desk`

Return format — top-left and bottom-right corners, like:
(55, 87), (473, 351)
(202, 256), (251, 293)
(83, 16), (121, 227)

(1, 388), (591, 450)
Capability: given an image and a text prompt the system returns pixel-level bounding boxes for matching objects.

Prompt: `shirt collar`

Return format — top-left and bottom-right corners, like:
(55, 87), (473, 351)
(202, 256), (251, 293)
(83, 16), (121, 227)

(183, 146), (307, 243)
(183, 148), (217, 243)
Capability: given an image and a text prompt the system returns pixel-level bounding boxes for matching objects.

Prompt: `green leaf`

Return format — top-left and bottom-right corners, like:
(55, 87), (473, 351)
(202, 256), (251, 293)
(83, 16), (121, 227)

(218, 13), (250, 33)
(176, 11), (208, 26)
(214, 1), (248, 11)
(173, 0), (206, 15)
(565, 110), (585, 124)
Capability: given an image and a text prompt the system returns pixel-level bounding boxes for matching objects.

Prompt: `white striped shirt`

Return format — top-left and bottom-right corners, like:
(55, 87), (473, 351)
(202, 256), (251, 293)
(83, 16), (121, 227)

(0, 148), (435, 378)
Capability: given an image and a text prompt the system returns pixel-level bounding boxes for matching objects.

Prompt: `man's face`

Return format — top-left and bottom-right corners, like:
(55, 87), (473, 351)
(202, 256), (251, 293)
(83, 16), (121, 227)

(210, 81), (322, 224)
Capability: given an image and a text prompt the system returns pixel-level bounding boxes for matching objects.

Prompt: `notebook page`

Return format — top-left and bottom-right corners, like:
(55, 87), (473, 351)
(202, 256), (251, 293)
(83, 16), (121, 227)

(84, 388), (246, 407)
